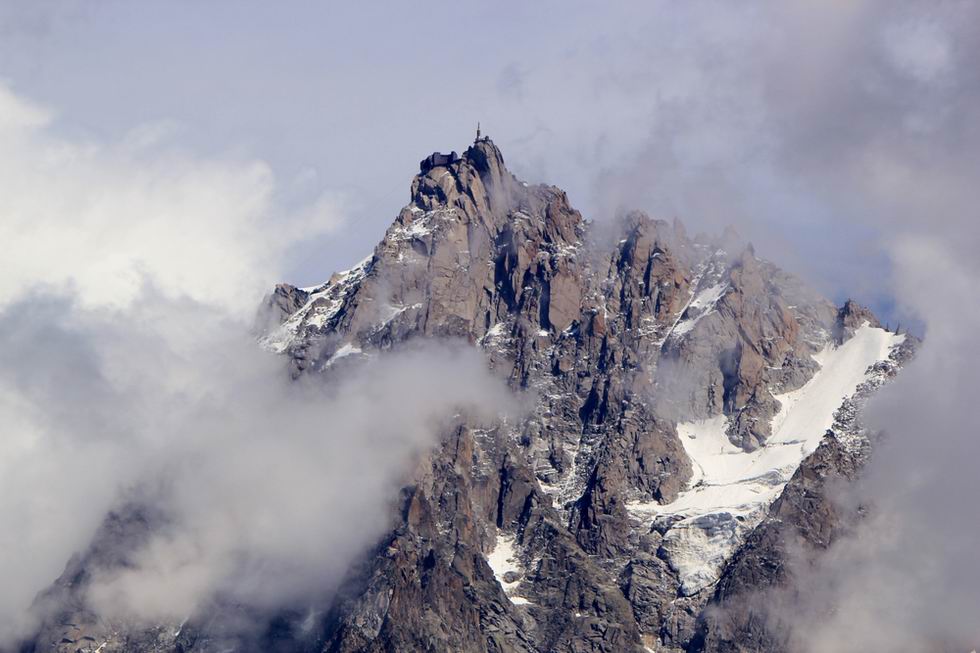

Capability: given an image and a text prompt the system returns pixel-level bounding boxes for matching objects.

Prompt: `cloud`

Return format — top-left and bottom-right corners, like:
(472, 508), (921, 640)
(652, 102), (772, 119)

(0, 82), (343, 315)
(771, 237), (980, 653)
(882, 15), (953, 84)
(617, 2), (980, 650)
(0, 83), (516, 644)
(1, 2), (979, 649)
(461, 2), (980, 649)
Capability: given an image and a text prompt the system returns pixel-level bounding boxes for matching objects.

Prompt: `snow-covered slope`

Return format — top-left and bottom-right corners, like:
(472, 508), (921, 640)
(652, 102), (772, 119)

(487, 534), (531, 606)
(259, 256), (372, 354)
(629, 323), (905, 595)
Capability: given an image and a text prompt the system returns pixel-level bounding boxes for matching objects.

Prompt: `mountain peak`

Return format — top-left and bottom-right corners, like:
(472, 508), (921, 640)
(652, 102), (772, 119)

(410, 136), (522, 219)
(53, 136), (913, 653)
(464, 134), (505, 172)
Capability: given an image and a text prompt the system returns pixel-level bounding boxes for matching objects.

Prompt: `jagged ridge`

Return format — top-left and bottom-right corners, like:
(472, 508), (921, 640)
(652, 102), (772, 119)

(24, 137), (912, 653)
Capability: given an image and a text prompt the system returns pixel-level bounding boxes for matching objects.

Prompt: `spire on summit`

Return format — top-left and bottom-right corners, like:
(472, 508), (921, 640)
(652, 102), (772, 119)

(475, 122), (491, 144)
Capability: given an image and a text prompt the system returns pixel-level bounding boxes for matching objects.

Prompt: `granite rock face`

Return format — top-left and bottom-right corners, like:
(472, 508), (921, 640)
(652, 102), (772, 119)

(21, 138), (912, 653)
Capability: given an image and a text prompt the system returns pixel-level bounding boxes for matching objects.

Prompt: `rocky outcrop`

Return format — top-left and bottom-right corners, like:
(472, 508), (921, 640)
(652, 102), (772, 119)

(21, 137), (911, 653)
(834, 298), (882, 343)
(655, 247), (831, 451)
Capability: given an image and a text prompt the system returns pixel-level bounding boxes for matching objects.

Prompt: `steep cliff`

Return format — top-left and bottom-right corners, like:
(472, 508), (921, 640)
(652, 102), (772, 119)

(23, 138), (911, 653)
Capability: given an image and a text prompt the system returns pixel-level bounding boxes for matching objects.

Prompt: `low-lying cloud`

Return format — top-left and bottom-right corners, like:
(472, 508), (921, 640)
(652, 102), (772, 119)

(2, 3), (980, 649)
(0, 83), (515, 644)
(769, 238), (980, 653)
(616, 3), (980, 650)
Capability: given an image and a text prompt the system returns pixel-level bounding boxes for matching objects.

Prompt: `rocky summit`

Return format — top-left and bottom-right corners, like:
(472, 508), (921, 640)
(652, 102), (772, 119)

(23, 137), (915, 653)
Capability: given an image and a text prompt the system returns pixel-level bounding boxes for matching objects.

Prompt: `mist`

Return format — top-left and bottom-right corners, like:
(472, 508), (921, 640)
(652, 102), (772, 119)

(777, 241), (980, 651)
(1, 2), (979, 650)
(611, 2), (980, 650)
(0, 83), (515, 644)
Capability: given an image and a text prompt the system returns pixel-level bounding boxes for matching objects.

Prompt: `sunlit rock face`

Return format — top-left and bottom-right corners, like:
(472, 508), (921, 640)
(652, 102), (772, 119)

(26, 138), (913, 653)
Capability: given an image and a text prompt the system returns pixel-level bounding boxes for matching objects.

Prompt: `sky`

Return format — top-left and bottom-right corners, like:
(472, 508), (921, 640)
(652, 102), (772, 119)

(1, 0), (969, 325)
(0, 1), (978, 651)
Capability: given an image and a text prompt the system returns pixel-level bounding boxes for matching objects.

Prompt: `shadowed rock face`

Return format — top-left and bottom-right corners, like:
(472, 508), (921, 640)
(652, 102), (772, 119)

(21, 139), (909, 653)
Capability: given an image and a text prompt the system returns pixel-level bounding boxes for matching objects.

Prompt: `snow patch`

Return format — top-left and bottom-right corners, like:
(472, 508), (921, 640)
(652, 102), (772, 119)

(487, 534), (531, 606)
(389, 208), (454, 241)
(670, 282), (729, 338)
(260, 256), (371, 353)
(650, 250), (727, 346)
(326, 342), (363, 366)
(376, 301), (421, 327)
(630, 324), (904, 595)
(394, 218), (434, 240)
(769, 324), (904, 445)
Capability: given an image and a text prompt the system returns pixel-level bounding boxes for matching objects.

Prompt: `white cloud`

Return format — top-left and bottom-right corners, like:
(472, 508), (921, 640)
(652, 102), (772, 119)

(0, 82), (341, 314)
(0, 83), (516, 644)
(1, 2), (979, 648)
